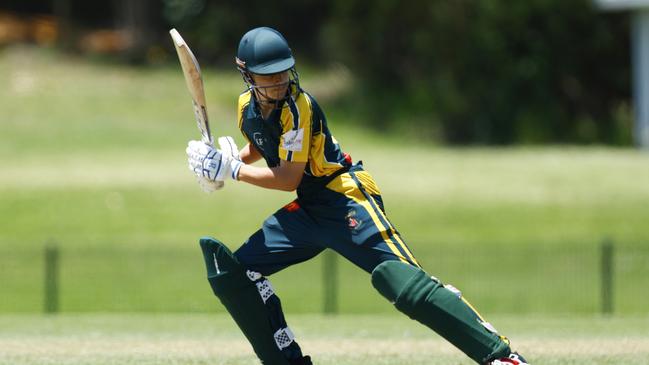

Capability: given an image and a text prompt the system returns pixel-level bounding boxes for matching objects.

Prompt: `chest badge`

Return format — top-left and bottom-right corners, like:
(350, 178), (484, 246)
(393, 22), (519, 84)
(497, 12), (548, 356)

(253, 132), (265, 151)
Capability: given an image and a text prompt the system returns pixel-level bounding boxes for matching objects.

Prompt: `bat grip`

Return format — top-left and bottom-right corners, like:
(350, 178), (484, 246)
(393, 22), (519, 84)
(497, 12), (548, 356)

(202, 135), (214, 147)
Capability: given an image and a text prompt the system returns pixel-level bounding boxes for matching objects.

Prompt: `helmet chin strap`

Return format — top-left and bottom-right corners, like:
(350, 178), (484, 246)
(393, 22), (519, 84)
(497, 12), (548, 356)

(237, 67), (301, 112)
(256, 97), (284, 111)
(251, 81), (297, 110)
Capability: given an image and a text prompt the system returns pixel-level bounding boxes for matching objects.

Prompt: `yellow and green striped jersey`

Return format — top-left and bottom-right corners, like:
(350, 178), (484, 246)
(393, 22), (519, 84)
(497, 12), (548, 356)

(237, 89), (352, 196)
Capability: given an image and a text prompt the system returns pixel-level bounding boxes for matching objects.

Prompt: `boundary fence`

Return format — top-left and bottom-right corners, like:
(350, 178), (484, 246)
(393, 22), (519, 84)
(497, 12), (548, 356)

(1, 239), (648, 315)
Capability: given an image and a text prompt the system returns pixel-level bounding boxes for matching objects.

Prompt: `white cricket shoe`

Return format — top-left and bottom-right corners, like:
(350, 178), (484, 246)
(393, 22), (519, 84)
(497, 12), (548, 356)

(488, 352), (529, 365)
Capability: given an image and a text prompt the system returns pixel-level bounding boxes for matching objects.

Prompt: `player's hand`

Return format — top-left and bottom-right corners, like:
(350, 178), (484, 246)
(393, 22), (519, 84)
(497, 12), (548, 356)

(212, 136), (243, 181)
(186, 141), (224, 193)
(187, 140), (211, 173)
(186, 140), (243, 182)
(217, 136), (240, 161)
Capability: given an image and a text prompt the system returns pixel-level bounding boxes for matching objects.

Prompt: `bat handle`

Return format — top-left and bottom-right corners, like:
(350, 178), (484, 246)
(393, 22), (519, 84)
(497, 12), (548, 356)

(202, 135), (214, 147)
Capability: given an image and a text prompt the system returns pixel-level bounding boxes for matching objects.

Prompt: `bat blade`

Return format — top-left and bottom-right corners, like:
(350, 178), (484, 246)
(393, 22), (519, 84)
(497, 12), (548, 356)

(170, 28), (214, 146)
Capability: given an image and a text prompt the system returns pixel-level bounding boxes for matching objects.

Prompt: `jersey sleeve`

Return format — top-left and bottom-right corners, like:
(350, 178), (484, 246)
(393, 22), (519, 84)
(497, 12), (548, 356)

(237, 91), (252, 144)
(278, 94), (313, 163)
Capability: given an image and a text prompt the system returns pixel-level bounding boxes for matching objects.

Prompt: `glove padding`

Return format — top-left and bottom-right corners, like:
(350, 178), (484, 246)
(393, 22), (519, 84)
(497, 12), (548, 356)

(214, 136), (243, 181)
(186, 141), (223, 193)
(186, 138), (243, 192)
(217, 136), (240, 161)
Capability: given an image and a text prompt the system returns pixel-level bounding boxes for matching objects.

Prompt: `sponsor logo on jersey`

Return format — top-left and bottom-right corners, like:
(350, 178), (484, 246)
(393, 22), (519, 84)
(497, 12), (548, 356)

(282, 128), (304, 152)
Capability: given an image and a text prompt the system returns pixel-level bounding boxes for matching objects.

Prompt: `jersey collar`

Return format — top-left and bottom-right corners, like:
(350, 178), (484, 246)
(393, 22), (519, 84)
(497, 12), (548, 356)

(249, 92), (290, 123)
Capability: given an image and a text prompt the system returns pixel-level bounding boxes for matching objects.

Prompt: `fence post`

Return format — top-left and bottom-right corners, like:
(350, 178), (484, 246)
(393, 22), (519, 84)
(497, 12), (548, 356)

(44, 243), (59, 314)
(322, 249), (338, 314)
(601, 238), (614, 315)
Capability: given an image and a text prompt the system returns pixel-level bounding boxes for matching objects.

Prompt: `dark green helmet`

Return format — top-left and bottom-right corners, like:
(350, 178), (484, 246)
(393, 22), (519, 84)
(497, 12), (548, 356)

(236, 27), (301, 108)
(236, 27), (295, 75)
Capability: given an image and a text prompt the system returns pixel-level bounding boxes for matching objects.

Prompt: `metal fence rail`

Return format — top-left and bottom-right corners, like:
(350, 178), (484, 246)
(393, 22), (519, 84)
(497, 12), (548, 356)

(1, 239), (648, 314)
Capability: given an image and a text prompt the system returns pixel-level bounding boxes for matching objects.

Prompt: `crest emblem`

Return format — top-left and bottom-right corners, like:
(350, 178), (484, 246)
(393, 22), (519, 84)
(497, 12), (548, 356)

(346, 209), (362, 230)
(253, 132), (265, 151)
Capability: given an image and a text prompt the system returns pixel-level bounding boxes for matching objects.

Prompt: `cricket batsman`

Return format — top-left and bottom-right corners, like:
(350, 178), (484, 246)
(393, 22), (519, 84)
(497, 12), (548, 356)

(186, 27), (530, 365)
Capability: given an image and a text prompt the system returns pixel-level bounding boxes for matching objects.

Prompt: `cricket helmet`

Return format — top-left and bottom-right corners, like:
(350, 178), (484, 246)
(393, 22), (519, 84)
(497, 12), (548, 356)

(236, 27), (294, 75)
(236, 27), (300, 107)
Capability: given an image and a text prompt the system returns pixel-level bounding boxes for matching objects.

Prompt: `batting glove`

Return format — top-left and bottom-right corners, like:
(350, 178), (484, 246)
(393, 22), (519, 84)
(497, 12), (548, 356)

(186, 140), (243, 182)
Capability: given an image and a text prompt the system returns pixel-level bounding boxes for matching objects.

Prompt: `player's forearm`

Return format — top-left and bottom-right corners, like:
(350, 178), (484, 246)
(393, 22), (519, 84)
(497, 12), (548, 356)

(239, 143), (262, 164)
(237, 164), (301, 191)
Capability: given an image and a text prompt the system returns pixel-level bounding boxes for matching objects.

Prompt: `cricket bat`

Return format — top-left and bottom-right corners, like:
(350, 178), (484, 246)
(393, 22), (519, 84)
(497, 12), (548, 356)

(169, 28), (214, 146)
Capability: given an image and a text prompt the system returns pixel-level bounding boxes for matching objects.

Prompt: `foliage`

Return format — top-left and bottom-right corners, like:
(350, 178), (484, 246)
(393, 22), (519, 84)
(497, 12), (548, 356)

(324, 0), (632, 144)
(163, 0), (632, 144)
(4, 0), (633, 143)
(161, 0), (330, 65)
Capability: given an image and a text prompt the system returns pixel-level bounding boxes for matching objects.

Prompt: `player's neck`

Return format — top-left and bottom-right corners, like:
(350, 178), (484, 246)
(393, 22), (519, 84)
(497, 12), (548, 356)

(259, 104), (274, 119)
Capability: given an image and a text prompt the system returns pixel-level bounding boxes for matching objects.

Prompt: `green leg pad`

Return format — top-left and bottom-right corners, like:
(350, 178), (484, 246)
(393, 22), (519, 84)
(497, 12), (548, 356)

(371, 261), (510, 364)
(200, 237), (294, 365)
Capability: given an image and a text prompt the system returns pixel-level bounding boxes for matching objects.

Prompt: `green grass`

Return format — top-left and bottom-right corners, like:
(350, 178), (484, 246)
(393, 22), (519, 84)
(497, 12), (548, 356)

(1, 46), (649, 314)
(1, 313), (649, 364)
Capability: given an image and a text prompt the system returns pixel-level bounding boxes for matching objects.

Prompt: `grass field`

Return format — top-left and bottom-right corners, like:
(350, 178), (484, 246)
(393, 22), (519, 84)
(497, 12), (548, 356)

(1, 313), (649, 364)
(1, 46), (649, 315)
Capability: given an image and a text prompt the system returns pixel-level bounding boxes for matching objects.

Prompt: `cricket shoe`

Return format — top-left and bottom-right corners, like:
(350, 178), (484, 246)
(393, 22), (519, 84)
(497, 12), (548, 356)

(488, 352), (529, 365)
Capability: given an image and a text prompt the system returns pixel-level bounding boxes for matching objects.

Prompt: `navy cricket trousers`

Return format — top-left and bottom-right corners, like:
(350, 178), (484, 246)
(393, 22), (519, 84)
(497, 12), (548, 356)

(234, 166), (420, 276)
